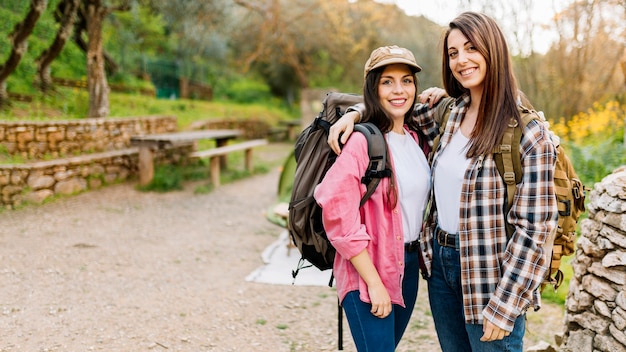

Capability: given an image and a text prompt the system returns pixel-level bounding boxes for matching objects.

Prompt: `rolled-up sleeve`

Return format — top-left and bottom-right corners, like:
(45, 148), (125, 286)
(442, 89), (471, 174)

(483, 119), (558, 330)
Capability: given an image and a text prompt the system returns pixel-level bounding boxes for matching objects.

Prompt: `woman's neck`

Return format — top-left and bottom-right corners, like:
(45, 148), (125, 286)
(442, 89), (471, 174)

(461, 93), (481, 138)
(391, 119), (405, 134)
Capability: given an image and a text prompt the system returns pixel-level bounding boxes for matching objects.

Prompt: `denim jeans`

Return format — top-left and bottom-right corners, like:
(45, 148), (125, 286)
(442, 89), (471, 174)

(341, 250), (419, 351)
(427, 239), (526, 352)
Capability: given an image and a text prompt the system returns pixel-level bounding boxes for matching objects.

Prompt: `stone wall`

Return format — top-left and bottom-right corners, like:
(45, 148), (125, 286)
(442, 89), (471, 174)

(0, 116), (177, 160)
(0, 116), (183, 209)
(563, 166), (626, 352)
(0, 149), (139, 209)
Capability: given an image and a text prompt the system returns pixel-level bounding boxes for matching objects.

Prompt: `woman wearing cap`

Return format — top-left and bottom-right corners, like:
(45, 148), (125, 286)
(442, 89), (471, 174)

(326, 12), (558, 352)
(313, 45), (430, 351)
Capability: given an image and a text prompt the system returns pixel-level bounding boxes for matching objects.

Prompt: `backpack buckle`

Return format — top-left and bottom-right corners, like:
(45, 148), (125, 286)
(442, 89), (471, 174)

(499, 144), (511, 153)
(559, 199), (571, 216)
(503, 171), (516, 185)
(361, 169), (391, 184)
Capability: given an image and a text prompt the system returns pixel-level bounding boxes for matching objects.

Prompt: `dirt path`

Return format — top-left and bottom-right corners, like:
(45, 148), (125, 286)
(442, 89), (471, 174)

(0, 142), (564, 351)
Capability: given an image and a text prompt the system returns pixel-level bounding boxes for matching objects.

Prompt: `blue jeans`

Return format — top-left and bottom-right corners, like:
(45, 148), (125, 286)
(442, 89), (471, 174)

(427, 239), (526, 352)
(341, 250), (419, 351)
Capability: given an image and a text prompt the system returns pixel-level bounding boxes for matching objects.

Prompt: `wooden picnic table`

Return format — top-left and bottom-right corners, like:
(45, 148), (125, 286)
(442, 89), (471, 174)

(130, 129), (242, 186)
(279, 119), (302, 140)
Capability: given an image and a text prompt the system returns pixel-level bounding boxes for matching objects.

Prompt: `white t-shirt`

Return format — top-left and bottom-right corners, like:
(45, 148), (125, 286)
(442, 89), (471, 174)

(434, 130), (471, 234)
(386, 129), (431, 243)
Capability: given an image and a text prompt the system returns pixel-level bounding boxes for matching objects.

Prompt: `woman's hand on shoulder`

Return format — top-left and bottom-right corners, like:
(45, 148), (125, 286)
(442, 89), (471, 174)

(418, 87), (448, 107)
(328, 111), (359, 155)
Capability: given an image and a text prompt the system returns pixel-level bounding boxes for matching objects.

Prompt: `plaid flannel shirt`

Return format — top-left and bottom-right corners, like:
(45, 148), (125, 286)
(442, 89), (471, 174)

(415, 95), (558, 332)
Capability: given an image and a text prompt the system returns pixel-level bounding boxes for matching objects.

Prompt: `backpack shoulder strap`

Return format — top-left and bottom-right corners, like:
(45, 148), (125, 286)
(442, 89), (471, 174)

(493, 107), (540, 228)
(353, 122), (391, 206)
(429, 100), (454, 163)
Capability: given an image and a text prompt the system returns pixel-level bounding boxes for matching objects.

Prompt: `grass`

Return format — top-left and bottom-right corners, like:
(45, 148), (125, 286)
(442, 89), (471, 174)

(0, 87), (296, 129)
(541, 255), (575, 305)
(137, 144), (277, 193)
(0, 87), (295, 191)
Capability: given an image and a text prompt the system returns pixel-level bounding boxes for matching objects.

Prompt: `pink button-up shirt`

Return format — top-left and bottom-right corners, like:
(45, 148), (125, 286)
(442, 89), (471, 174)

(314, 129), (424, 307)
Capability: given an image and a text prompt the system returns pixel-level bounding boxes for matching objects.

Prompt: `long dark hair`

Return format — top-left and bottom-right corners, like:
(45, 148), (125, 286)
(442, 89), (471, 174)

(442, 11), (522, 157)
(361, 65), (419, 208)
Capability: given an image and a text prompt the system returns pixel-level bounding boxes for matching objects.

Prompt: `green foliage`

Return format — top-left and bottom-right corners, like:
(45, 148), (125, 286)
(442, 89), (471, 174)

(540, 257), (574, 305)
(1, 0), (86, 94)
(138, 164), (183, 192)
(49, 41), (88, 79)
(0, 144), (25, 164)
(137, 150), (272, 193)
(550, 100), (626, 188)
(221, 77), (274, 104)
(0, 86), (296, 129)
(105, 7), (167, 60)
(565, 138), (626, 188)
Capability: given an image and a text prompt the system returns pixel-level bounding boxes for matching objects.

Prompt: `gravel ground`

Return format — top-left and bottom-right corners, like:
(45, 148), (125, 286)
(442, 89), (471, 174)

(0, 142), (565, 351)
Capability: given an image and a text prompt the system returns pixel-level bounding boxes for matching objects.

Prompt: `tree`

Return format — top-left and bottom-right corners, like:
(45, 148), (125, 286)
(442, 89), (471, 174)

(35, 0), (80, 93)
(80, 0), (130, 118)
(541, 0), (625, 120)
(231, 0), (418, 102)
(150, 0), (230, 95)
(0, 0), (48, 108)
(73, 3), (119, 77)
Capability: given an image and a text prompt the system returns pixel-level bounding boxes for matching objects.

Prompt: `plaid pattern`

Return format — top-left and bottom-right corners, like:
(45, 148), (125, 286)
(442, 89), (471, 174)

(415, 95), (558, 331)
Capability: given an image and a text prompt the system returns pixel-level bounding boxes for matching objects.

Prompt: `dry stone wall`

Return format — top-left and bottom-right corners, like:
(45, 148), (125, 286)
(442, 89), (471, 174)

(0, 149), (139, 208)
(0, 116), (181, 209)
(563, 166), (626, 352)
(0, 116), (177, 159)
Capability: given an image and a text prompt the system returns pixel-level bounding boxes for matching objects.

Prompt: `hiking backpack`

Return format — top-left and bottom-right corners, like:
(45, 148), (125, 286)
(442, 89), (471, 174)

(432, 101), (586, 292)
(288, 92), (390, 278)
(287, 92), (391, 351)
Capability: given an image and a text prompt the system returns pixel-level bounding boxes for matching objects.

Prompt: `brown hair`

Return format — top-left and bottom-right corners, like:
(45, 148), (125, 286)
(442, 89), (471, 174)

(442, 11), (521, 157)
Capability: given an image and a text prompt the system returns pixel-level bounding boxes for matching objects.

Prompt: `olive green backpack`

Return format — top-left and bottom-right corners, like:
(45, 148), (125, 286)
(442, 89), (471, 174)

(432, 102), (586, 292)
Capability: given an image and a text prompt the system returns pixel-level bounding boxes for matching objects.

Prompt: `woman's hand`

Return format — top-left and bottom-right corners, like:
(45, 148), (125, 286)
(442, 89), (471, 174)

(348, 249), (392, 319)
(418, 87), (448, 107)
(368, 283), (392, 319)
(328, 111), (359, 155)
(480, 318), (511, 341)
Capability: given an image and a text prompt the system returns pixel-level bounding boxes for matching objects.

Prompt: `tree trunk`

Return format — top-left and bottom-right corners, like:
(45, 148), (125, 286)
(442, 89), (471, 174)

(84, 0), (109, 118)
(73, 5), (119, 77)
(621, 48), (626, 86)
(36, 0), (80, 93)
(0, 0), (48, 107)
(73, 27), (119, 76)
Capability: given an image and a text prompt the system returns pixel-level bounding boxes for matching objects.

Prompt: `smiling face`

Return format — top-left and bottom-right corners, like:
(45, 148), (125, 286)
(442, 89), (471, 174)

(377, 63), (416, 123)
(447, 28), (487, 96)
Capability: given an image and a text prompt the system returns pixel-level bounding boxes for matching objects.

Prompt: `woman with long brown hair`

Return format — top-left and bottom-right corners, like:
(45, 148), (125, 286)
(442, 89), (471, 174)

(315, 45), (431, 351)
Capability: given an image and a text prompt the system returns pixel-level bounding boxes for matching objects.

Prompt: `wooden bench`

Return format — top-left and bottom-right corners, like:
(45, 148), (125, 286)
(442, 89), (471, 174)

(267, 127), (288, 141)
(130, 129), (241, 186)
(189, 138), (268, 187)
(279, 119), (302, 140)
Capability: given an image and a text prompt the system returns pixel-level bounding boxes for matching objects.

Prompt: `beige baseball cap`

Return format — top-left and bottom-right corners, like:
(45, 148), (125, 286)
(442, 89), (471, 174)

(364, 45), (422, 79)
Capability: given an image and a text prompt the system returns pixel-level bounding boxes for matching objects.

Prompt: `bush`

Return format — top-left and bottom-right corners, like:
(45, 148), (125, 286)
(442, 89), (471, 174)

(221, 78), (273, 104)
(565, 138), (626, 188)
(138, 164), (183, 192)
(551, 100), (626, 187)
